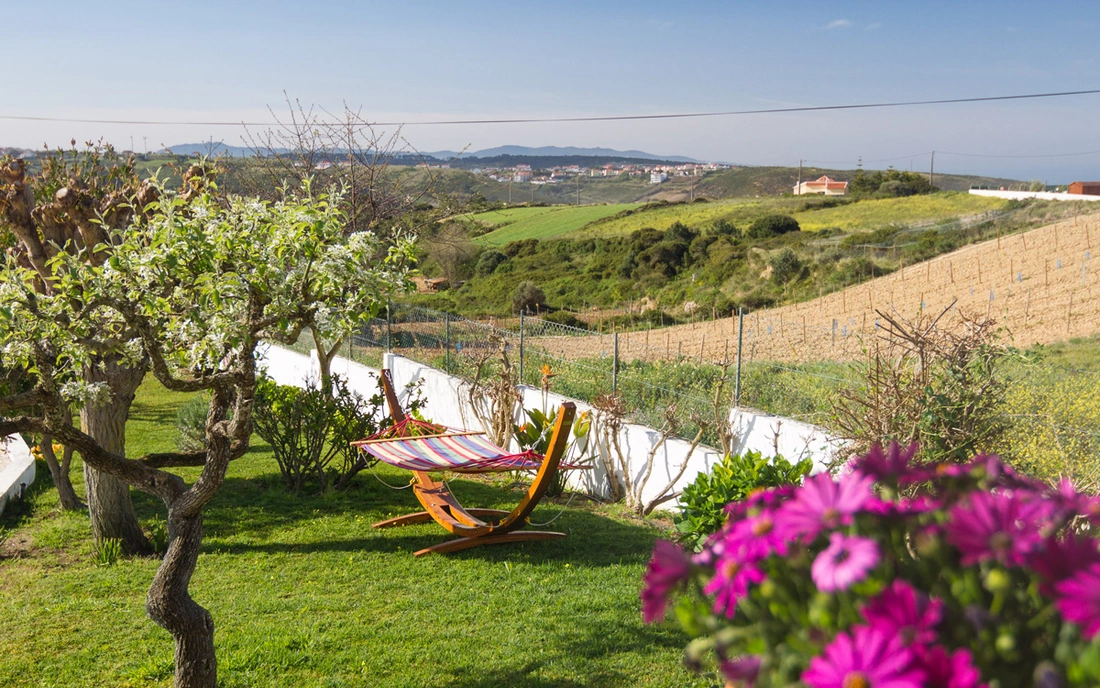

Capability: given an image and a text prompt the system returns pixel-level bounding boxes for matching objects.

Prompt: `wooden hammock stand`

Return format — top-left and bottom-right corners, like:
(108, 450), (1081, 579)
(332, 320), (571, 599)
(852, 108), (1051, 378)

(366, 371), (576, 556)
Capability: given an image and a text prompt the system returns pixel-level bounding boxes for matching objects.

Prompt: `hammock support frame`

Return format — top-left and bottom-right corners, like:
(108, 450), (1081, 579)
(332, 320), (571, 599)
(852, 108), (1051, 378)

(365, 371), (576, 556)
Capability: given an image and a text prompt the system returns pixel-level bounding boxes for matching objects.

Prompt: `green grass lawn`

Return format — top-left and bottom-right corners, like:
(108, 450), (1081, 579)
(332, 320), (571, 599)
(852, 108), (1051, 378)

(470, 204), (641, 245)
(0, 379), (699, 688)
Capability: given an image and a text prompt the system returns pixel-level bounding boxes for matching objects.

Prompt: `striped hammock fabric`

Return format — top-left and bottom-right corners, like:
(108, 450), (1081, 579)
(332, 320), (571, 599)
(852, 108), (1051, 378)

(358, 433), (544, 474)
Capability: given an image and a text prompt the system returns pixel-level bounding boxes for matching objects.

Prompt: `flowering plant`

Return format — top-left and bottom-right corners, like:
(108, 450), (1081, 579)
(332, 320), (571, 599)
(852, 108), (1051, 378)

(642, 443), (1100, 688)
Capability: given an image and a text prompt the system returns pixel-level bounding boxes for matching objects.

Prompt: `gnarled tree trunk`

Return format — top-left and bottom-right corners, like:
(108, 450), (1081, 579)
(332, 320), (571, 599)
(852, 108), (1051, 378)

(40, 434), (83, 510)
(147, 511), (216, 688)
(81, 362), (150, 555)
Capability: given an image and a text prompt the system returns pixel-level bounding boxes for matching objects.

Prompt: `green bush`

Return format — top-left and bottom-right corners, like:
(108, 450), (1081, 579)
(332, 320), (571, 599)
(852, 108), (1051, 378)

(674, 450), (812, 550)
(768, 248), (803, 284)
(745, 214), (800, 239)
(475, 249), (508, 275)
(512, 280), (547, 314)
(540, 310), (588, 330)
(252, 374), (386, 493)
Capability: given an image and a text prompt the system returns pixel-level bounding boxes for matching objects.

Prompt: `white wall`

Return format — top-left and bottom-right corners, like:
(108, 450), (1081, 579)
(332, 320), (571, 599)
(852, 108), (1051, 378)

(0, 434), (35, 517)
(257, 345), (840, 511)
(969, 189), (1100, 202)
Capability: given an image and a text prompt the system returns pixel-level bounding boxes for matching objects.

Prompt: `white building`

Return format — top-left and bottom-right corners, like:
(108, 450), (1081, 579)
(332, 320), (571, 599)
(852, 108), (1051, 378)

(650, 171), (668, 184)
(794, 175), (848, 196)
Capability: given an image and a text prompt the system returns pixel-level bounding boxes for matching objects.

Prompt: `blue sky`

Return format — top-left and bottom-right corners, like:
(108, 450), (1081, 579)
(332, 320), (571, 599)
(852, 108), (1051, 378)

(6, 1), (1100, 181)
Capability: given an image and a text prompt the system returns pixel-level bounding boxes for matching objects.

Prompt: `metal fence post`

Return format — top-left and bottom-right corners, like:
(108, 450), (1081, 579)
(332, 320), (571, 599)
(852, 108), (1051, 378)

(445, 312), (451, 372)
(735, 307), (744, 408)
(519, 310), (525, 384)
(386, 299), (392, 352)
(612, 330), (619, 395)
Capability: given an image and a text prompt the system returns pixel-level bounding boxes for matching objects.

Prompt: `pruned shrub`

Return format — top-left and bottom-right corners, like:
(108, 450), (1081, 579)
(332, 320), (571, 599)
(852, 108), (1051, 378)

(252, 374), (386, 493)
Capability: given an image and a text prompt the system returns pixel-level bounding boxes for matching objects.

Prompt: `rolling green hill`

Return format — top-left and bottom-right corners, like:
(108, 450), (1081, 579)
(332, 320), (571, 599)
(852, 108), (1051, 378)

(469, 203), (642, 244)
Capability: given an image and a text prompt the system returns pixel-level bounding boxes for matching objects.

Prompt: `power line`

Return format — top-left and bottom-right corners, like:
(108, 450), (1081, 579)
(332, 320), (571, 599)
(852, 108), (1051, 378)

(2, 88), (1099, 128)
(937, 149), (1100, 159)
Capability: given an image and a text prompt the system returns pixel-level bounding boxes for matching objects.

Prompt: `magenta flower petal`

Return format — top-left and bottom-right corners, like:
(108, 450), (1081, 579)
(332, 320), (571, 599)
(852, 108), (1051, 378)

(811, 532), (880, 592)
(853, 441), (919, 483)
(703, 554), (766, 619)
(1030, 534), (1100, 595)
(1055, 563), (1100, 639)
(802, 625), (924, 688)
(776, 471), (875, 543)
(917, 645), (986, 688)
(719, 655), (762, 686)
(945, 490), (1054, 566)
(862, 580), (943, 645)
(640, 539), (691, 623)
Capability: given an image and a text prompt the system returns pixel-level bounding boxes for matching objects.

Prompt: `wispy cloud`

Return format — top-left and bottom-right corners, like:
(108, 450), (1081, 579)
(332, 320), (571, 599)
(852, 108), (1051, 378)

(825, 19), (852, 29)
(865, 22), (882, 31)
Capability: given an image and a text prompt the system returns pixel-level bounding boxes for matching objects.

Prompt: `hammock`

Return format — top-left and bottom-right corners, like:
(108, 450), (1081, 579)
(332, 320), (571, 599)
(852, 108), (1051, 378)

(357, 372), (579, 556)
(353, 417), (582, 473)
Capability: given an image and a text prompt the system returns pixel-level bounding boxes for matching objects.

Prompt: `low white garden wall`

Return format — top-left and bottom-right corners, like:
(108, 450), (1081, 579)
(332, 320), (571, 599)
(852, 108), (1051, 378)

(258, 345), (842, 510)
(969, 189), (1100, 202)
(0, 433), (36, 517)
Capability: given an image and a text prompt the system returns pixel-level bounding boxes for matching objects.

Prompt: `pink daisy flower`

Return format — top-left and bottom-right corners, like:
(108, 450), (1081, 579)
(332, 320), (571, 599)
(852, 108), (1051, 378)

(776, 471), (875, 543)
(916, 645), (986, 688)
(703, 554), (766, 619)
(1029, 534), (1100, 596)
(802, 625), (924, 688)
(811, 532), (880, 592)
(640, 539), (691, 623)
(719, 655), (762, 686)
(945, 490), (1054, 566)
(862, 580), (943, 645)
(853, 441), (919, 484)
(1055, 563), (1100, 639)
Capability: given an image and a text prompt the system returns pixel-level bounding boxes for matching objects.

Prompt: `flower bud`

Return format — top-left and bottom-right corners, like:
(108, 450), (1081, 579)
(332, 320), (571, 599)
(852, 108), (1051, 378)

(983, 568), (1011, 594)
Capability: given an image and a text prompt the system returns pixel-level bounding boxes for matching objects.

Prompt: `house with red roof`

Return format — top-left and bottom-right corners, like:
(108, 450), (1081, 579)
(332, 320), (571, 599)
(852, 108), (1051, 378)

(794, 175), (848, 196)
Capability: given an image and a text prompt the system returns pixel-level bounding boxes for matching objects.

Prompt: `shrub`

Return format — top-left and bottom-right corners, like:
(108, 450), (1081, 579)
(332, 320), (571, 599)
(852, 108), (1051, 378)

(512, 281), (547, 314)
(174, 395), (208, 452)
(746, 214), (800, 239)
(540, 310), (588, 330)
(252, 374), (386, 493)
(644, 443), (1100, 688)
(768, 248), (803, 284)
(475, 249), (508, 275)
(513, 406), (592, 497)
(675, 450), (812, 550)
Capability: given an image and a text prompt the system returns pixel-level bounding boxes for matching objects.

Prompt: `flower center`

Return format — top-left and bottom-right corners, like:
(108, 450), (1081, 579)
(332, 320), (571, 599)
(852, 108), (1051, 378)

(722, 559), (741, 579)
(822, 507), (841, 525)
(751, 517), (773, 536)
(843, 672), (871, 688)
(990, 531), (1012, 553)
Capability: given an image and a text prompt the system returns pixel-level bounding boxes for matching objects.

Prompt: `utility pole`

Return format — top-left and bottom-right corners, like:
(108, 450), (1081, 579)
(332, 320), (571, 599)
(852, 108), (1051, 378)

(143, 136), (148, 155)
(929, 150), (935, 187)
(796, 159), (802, 195)
(576, 175), (581, 206)
(508, 179), (512, 205)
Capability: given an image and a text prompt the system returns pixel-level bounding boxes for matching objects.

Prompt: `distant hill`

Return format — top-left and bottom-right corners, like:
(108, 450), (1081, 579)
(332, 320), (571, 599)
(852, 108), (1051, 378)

(431, 145), (701, 163)
(161, 142), (702, 164)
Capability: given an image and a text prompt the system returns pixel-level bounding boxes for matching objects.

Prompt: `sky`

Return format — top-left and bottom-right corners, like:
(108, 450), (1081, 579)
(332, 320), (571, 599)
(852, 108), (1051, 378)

(4, 1), (1100, 182)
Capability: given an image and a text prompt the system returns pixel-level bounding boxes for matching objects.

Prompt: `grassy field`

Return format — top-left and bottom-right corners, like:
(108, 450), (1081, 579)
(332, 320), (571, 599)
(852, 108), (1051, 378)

(469, 203), (641, 245)
(791, 192), (1007, 231)
(467, 192), (1011, 247)
(0, 380), (699, 688)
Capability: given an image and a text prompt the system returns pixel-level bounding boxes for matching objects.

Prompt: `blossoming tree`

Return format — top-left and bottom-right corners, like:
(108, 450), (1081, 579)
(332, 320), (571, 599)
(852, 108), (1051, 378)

(0, 171), (412, 688)
(643, 443), (1100, 688)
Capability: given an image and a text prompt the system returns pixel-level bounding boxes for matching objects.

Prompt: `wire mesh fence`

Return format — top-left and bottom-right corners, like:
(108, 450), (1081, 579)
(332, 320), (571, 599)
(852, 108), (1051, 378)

(332, 298), (1100, 482)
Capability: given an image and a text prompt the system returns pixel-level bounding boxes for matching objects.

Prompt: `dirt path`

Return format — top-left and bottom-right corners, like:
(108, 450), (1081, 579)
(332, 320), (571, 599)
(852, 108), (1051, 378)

(529, 213), (1100, 363)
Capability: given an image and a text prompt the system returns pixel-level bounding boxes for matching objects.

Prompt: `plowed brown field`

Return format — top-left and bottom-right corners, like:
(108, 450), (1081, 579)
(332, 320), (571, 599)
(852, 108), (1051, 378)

(529, 213), (1100, 363)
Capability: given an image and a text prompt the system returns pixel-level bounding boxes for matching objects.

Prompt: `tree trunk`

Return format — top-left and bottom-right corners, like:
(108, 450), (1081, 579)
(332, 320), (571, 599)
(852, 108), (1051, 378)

(311, 327), (341, 395)
(40, 434), (83, 511)
(147, 511), (216, 688)
(81, 362), (151, 555)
